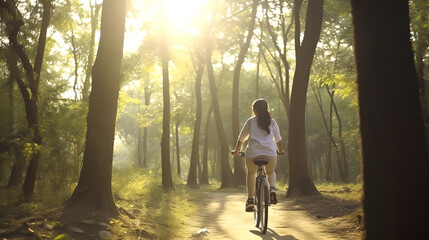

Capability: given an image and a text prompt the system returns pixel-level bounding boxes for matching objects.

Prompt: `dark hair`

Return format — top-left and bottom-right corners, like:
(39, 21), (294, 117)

(253, 99), (272, 134)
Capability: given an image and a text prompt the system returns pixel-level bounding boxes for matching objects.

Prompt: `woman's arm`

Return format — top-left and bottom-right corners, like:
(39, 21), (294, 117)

(276, 141), (285, 155)
(231, 140), (244, 156)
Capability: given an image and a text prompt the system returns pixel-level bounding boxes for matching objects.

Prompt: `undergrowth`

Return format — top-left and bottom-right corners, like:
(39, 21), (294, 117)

(316, 182), (363, 202)
(0, 183), (74, 227)
(111, 168), (202, 239)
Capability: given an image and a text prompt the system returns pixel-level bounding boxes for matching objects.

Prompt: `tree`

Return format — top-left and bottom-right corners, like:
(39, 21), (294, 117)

(159, 0), (174, 191)
(203, 3), (236, 188)
(187, 50), (205, 188)
(262, 0), (294, 120)
(63, 0), (127, 218)
(1, 0), (52, 201)
(410, 0), (429, 124)
(200, 105), (213, 185)
(286, 0), (323, 197)
(231, 0), (259, 186)
(205, 35), (236, 188)
(142, 85), (151, 168)
(5, 46), (24, 189)
(82, 1), (102, 102)
(350, 1), (429, 238)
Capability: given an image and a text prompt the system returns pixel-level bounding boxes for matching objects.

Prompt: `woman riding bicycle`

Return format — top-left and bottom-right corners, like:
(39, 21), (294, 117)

(231, 99), (285, 212)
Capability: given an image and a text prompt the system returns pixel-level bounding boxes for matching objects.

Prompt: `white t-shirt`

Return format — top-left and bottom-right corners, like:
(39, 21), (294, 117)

(238, 116), (282, 158)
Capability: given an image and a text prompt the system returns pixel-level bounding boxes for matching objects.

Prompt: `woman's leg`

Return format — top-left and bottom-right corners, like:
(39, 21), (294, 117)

(265, 156), (278, 189)
(246, 158), (258, 198)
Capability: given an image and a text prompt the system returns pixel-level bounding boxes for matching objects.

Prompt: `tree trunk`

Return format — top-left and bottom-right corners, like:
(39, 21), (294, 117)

(63, 0), (126, 219)
(411, 0), (429, 125)
(187, 58), (204, 188)
(327, 86), (350, 183)
(200, 105), (213, 185)
(231, 0), (259, 186)
(82, 1), (101, 102)
(327, 90), (333, 181)
(286, 0), (323, 197)
(160, 2), (174, 191)
(7, 148), (24, 189)
(310, 83), (334, 181)
(350, 1), (429, 238)
(6, 45), (22, 189)
(175, 121), (181, 176)
(143, 85), (151, 168)
(137, 127), (143, 167)
(2, 0), (52, 201)
(263, 2), (294, 120)
(205, 39), (236, 189)
(6, 45), (15, 133)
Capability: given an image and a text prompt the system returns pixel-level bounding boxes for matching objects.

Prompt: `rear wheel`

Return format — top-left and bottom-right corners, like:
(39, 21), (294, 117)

(260, 185), (269, 234)
(253, 179), (261, 227)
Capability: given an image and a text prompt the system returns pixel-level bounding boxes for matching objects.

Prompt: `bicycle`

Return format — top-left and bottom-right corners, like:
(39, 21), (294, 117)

(239, 152), (270, 234)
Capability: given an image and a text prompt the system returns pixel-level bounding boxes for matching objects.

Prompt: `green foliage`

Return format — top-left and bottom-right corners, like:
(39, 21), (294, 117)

(111, 167), (199, 239)
(0, 187), (41, 225)
(316, 182), (362, 202)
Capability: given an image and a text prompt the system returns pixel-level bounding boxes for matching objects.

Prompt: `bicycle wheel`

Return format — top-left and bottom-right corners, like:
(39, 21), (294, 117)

(253, 178), (261, 227)
(259, 184), (269, 234)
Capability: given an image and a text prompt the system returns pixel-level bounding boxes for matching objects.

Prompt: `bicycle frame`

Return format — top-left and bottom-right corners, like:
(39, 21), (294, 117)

(253, 160), (270, 234)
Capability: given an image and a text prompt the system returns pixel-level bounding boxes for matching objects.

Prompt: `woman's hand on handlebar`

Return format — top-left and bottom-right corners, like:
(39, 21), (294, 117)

(231, 150), (240, 156)
(277, 150), (286, 155)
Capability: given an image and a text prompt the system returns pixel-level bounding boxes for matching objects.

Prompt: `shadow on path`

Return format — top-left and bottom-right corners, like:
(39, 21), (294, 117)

(250, 228), (299, 240)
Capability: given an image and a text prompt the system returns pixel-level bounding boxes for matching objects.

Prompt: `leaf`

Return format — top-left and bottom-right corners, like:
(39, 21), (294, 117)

(27, 87), (32, 99)
(54, 233), (69, 240)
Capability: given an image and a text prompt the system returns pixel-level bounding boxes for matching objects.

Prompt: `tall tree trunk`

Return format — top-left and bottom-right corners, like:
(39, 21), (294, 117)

(175, 121), (181, 176)
(82, 1), (101, 102)
(143, 85), (151, 168)
(263, 2), (294, 120)
(327, 91), (334, 181)
(6, 45), (15, 133)
(231, 0), (259, 186)
(326, 86), (349, 182)
(160, 1), (174, 191)
(200, 105), (213, 185)
(411, 1), (429, 125)
(205, 38), (236, 189)
(7, 148), (25, 189)
(255, 20), (263, 99)
(63, 0), (126, 218)
(6, 45), (22, 189)
(70, 31), (79, 100)
(310, 83), (334, 181)
(286, 0), (323, 197)
(1, 0), (52, 201)
(188, 58), (204, 188)
(137, 127), (143, 167)
(350, 1), (429, 238)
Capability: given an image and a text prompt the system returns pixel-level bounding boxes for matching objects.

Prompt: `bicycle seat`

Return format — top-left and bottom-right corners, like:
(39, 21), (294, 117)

(253, 158), (269, 166)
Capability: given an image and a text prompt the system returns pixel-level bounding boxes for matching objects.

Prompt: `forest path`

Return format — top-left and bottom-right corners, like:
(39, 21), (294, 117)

(181, 191), (357, 240)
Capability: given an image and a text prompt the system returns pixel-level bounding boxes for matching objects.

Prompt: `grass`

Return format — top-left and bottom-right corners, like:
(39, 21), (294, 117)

(111, 168), (205, 239)
(315, 182), (363, 202)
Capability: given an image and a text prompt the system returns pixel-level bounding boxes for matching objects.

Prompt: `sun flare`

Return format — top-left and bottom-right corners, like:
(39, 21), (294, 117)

(124, 0), (208, 53)
(162, 0), (207, 34)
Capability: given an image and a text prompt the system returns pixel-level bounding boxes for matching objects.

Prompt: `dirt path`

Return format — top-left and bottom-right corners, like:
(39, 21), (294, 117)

(183, 191), (361, 240)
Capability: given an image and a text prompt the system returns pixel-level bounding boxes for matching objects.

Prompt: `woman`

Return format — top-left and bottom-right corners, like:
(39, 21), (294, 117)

(231, 99), (285, 212)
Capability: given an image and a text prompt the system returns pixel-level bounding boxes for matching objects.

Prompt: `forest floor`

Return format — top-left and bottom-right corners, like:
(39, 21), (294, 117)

(0, 184), (363, 240)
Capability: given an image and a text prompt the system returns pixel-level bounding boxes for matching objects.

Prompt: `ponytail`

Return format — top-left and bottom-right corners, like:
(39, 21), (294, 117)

(253, 99), (272, 134)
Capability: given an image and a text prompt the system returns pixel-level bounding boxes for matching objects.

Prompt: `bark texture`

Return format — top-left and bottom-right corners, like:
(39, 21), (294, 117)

(287, 0), (323, 197)
(351, 1), (429, 238)
(63, 0), (127, 218)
